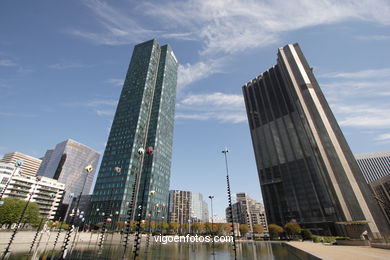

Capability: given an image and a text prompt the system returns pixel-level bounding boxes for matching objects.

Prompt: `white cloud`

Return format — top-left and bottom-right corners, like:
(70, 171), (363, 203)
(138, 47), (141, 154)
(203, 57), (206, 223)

(330, 104), (390, 128)
(0, 59), (17, 67)
(75, 0), (390, 89)
(176, 92), (246, 123)
(96, 109), (115, 116)
(177, 59), (224, 90)
(86, 99), (118, 107)
(49, 62), (91, 70)
(374, 133), (390, 141)
(355, 34), (390, 41)
(105, 78), (124, 87)
(70, 0), (158, 45)
(321, 67), (390, 79)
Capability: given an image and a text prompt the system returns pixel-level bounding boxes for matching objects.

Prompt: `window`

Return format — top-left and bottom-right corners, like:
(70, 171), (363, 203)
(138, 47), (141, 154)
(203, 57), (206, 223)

(1, 177), (9, 184)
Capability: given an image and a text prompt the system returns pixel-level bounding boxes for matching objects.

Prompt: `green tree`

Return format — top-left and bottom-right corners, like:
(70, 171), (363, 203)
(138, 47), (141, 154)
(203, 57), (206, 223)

(284, 222), (301, 237)
(0, 197), (40, 226)
(159, 222), (169, 231)
(301, 229), (313, 240)
(239, 224), (249, 236)
(268, 224), (284, 239)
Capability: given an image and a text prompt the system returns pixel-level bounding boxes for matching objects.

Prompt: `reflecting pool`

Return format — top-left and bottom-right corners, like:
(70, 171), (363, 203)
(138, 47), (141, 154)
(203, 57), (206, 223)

(5, 241), (316, 260)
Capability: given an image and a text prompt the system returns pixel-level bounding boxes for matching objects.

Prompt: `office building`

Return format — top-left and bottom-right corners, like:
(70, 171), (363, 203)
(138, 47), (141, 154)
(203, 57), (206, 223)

(0, 162), (64, 219)
(66, 195), (92, 226)
(168, 190), (209, 224)
(37, 139), (100, 209)
(191, 192), (209, 222)
(168, 190), (191, 224)
(370, 175), (390, 225)
(1, 152), (42, 177)
(242, 43), (388, 238)
(355, 151), (390, 183)
(89, 39), (178, 224)
(226, 193), (268, 233)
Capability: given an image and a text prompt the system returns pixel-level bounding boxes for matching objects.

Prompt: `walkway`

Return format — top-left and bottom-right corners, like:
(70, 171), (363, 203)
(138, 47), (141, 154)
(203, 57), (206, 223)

(288, 241), (390, 260)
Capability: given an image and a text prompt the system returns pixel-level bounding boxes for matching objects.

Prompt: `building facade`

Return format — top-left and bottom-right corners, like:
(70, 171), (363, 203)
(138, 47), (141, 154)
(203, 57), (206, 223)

(242, 43), (388, 238)
(168, 190), (191, 224)
(355, 151), (390, 184)
(191, 192), (209, 222)
(0, 162), (64, 219)
(89, 39), (178, 224)
(370, 175), (390, 225)
(355, 151), (390, 226)
(226, 193), (268, 233)
(1, 152), (42, 177)
(37, 139), (100, 207)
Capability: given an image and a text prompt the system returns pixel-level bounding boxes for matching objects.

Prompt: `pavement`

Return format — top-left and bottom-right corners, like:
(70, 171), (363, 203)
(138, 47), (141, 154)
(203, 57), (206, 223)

(288, 241), (390, 260)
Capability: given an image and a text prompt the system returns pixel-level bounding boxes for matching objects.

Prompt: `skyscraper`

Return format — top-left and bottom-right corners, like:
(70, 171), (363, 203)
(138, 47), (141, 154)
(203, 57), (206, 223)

(242, 43), (388, 238)
(89, 39), (178, 224)
(37, 139), (100, 219)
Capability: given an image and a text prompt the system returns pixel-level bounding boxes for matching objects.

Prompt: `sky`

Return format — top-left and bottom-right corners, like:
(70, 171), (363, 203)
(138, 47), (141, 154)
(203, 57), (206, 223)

(1, 0), (390, 220)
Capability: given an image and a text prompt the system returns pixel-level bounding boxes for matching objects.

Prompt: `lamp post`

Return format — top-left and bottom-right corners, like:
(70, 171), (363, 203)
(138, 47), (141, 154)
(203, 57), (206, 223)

(0, 160), (23, 201)
(208, 195), (215, 255)
(222, 148), (237, 260)
(1, 175), (41, 260)
(145, 190), (155, 253)
(60, 164), (93, 259)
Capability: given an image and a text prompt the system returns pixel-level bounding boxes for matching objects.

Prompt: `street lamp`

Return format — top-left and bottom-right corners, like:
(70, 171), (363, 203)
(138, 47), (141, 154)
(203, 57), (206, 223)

(61, 164), (93, 259)
(0, 160), (23, 201)
(222, 148), (237, 260)
(208, 195), (215, 255)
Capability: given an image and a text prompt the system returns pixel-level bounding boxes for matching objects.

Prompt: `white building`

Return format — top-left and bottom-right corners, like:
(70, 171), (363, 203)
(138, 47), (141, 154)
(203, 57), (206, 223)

(0, 162), (65, 219)
(0, 152), (41, 177)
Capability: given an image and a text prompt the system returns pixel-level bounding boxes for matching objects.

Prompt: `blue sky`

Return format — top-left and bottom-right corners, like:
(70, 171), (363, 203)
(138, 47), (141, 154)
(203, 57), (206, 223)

(1, 0), (390, 220)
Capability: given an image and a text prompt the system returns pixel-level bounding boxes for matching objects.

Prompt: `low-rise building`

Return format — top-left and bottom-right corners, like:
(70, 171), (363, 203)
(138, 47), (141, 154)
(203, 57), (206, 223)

(0, 162), (64, 219)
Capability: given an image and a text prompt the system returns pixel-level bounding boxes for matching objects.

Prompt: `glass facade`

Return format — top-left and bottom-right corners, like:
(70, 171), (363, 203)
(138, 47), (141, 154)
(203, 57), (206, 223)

(37, 139), (100, 205)
(243, 44), (388, 238)
(89, 39), (178, 224)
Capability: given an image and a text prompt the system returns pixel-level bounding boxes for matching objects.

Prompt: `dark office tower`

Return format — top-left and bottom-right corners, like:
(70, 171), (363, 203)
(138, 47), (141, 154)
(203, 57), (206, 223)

(89, 40), (178, 225)
(242, 43), (388, 238)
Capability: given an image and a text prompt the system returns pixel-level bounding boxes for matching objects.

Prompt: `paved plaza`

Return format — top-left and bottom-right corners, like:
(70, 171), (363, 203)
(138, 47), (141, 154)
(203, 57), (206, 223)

(288, 241), (390, 260)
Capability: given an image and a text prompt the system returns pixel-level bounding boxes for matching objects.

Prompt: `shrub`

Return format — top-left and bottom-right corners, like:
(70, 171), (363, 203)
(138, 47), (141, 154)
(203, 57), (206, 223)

(301, 229), (313, 240)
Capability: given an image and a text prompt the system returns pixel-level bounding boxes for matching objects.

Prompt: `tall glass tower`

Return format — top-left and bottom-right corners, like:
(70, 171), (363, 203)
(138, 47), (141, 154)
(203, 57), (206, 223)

(89, 39), (178, 224)
(242, 43), (388, 238)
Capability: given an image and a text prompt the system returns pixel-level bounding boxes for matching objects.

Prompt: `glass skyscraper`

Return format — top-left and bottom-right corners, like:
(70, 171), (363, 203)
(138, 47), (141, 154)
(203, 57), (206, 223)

(38, 139), (100, 205)
(242, 43), (389, 238)
(89, 39), (178, 224)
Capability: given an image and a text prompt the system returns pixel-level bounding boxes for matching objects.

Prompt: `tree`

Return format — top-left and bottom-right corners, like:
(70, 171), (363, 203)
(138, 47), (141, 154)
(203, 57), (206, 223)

(223, 223), (232, 235)
(204, 222), (212, 234)
(284, 222), (301, 237)
(168, 222), (179, 233)
(301, 229), (312, 240)
(253, 224), (264, 235)
(268, 224), (284, 239)
(115, 221), (125, 229)
(0, 197), (40, 226)
(239, 224), (249, 236)
(191, 223), (200, 233)
(159, 222), (169, 231)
